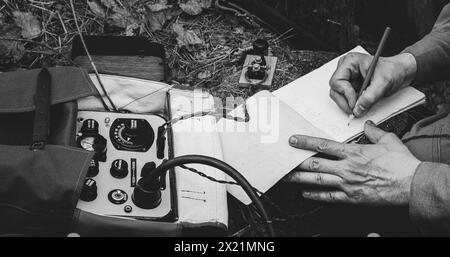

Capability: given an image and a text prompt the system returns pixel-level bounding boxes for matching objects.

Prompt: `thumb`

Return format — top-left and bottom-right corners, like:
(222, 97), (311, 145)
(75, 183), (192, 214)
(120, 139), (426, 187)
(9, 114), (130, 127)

(353, 76), (388, 117)
(364, 120), (386, 143)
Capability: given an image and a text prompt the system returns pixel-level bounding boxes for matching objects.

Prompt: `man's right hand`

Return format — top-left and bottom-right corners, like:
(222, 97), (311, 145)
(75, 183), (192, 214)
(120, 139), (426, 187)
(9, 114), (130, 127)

(329, 52), (417, 117)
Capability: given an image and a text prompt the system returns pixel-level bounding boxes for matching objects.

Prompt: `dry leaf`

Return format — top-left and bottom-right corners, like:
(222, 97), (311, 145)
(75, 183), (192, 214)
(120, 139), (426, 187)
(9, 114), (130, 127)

(108, 11), (131, 28)
(179, 0), (212, 16)
(197, 70), (212, 79)
(172, 23), (204, 47)
(147, 8), (181, 31)
(234, 26), (244, 34)
(87, 0), (106, 17)
(100, 0), (119, 10)
(12, 11), (41, 39)
(146, 0), (171, 12)
(0, 22), (25, 66)
(125, 23), (140, 36)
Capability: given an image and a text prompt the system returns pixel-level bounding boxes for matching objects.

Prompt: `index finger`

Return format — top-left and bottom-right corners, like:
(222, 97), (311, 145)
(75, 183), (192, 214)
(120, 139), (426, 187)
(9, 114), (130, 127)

(289, 135), (347, 158)
(329, 57), (359, 109)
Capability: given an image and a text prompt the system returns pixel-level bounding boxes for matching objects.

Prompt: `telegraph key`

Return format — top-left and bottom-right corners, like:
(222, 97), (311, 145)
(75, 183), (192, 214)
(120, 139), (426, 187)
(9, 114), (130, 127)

(239, 38), (278, 89)
(75, 111), (176, 221)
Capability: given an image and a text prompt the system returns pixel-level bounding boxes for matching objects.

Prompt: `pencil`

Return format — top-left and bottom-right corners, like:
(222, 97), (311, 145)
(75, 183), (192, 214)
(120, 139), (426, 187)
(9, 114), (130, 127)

(347, 27), (391, 126)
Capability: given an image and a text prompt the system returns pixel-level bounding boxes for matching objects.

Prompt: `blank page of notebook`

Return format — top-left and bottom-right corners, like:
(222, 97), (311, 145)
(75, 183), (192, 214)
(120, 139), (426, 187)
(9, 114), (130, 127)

(218, 90), (327, 204)
(273, 46), (425, 142)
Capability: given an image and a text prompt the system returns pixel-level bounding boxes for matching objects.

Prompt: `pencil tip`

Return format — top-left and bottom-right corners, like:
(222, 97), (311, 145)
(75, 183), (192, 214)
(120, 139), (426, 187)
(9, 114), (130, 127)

(347, 114), (354, 126)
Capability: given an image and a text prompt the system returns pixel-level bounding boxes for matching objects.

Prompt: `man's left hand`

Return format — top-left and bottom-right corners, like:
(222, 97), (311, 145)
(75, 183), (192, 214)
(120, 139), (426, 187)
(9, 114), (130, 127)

(285, 120), (421, 206)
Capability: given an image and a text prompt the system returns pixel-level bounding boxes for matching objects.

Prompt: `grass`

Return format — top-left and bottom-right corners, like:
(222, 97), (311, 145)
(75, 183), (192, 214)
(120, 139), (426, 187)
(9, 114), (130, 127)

(0, 0), (338, 101)
(1, 0), (446, 237)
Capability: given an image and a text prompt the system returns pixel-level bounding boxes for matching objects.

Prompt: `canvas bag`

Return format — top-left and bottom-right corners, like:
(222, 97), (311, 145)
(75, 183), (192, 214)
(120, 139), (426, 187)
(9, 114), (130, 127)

(0, 67), (97, 236)
(0, 67), (228, 236)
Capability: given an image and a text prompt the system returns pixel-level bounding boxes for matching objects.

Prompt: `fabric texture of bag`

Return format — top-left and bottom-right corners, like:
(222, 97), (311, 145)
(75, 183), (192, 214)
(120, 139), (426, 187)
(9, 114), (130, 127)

(0, 67), (96, 236)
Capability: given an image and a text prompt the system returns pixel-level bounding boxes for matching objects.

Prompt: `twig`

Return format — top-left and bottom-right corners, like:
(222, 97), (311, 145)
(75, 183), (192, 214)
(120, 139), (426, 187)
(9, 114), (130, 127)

(57, 11), (68, 34)
(69, 0), (117, 112)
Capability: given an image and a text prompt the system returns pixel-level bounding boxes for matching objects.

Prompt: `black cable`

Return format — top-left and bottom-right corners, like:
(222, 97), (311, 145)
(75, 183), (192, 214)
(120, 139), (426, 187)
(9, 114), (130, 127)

(137, 155), (275, 237)
(179, 164), (326, 221)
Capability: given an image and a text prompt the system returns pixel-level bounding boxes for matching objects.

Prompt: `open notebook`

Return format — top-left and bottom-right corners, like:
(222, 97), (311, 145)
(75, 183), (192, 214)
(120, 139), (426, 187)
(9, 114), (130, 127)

(218, 46), (425, 204)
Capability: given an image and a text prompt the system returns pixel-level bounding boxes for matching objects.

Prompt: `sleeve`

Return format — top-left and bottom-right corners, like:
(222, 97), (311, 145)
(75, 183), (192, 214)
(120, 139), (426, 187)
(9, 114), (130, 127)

(402, 4), (450, 84)
(409, 162), (450, 235)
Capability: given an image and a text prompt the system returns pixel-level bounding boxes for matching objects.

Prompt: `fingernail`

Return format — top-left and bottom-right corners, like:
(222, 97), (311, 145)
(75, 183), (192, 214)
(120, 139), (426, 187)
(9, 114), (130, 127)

(302, 191), (310, 197)
(354, 105), (366, 116)
(365, 120), (375, 126)
(289, 136), (298, 145)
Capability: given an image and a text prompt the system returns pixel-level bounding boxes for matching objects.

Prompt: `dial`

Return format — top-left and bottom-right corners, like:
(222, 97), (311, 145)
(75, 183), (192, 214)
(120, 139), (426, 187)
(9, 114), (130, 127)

(109, 118), (155, 152)
(77, 134), (107, 162)
(80, 136), (96, 151)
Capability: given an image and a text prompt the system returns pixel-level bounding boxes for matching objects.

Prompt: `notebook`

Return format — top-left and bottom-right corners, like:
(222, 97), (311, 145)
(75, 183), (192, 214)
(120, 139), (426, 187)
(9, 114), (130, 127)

(219, 46), (426, 204)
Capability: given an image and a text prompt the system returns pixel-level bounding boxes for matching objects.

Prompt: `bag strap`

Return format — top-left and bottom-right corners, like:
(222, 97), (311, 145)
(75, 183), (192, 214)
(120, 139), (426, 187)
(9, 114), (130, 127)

(30, 68), (51, 150)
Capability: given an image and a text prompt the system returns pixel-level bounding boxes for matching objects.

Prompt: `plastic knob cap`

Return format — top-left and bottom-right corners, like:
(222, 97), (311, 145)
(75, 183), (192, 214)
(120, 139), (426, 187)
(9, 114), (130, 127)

(110, 159), (129, 179)
(80, 178), (97, 202)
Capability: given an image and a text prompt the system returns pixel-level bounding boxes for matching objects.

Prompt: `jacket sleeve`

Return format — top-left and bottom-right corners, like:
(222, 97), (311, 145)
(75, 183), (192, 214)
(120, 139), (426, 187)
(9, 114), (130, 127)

(410, 162), (450, 235)
(402, 4), (450, 85)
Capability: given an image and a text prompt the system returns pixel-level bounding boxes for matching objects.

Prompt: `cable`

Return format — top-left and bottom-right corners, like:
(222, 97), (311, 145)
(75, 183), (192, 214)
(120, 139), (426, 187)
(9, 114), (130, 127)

(162, 104), (250, 128)
(135, 155), (275, 237)
(69, 0), (118, 112)
(179, 164), (327, 221)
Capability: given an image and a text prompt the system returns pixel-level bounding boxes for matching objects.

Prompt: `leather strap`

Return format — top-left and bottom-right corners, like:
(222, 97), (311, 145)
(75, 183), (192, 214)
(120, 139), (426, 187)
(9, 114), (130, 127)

(30, 68), (51, 150)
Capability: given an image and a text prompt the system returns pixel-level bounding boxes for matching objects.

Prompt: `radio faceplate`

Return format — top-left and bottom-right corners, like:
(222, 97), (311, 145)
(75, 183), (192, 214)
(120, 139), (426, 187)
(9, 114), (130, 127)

(75, 111), (176, 221)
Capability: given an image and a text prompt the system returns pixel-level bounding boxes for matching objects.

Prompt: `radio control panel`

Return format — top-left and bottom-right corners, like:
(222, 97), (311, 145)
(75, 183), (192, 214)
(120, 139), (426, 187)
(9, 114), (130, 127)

(75, 111), (176, 221)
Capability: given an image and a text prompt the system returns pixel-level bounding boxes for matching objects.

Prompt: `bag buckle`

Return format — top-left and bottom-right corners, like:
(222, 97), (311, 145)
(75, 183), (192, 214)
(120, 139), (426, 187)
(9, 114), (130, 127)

(30, 141), (46, 150)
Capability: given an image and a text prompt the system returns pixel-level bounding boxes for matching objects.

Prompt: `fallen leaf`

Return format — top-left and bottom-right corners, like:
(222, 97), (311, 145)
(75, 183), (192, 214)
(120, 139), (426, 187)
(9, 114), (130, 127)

(212, 33), (226, 45)
(172, 23), (204, 47)
(146, 8), (182, 31)
(0, 23), (25, 66)
(100, 0), (119, 10)
(197, 70), (212, 79)
(12, 11), (41, 39)
(179, 0), (212, 16)
(146, 0), (171, 12)
(108, 11), (132, 28)
(234, 26), (244, 34)
(87, 0), (106, 17)
(125, 23), (140, 36)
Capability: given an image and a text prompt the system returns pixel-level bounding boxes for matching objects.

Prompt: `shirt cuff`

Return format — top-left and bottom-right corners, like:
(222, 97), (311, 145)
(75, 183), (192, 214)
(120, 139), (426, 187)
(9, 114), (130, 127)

(409, 162), (450, 235)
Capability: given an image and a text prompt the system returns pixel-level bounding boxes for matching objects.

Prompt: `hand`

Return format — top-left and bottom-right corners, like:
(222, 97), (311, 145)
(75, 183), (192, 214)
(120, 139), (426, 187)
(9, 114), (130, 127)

(285, 120), (421, 206)
(329, 52), (417, 117)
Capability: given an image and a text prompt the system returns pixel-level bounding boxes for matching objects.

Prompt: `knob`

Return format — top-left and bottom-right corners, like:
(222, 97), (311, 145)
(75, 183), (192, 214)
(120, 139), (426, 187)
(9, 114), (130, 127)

(110, 159), (128, 179)
(86, 159), (99, 177)
(80, 178), (97, 202)
(108, 189), (128, 205)
(253, 38), (269, 56)
(132, 179), (162, 209)
(81, 119), (99, 134)
(123, 119), (141, 139)
(140, 162), (156, 178)
(78, 134), (107, 162)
